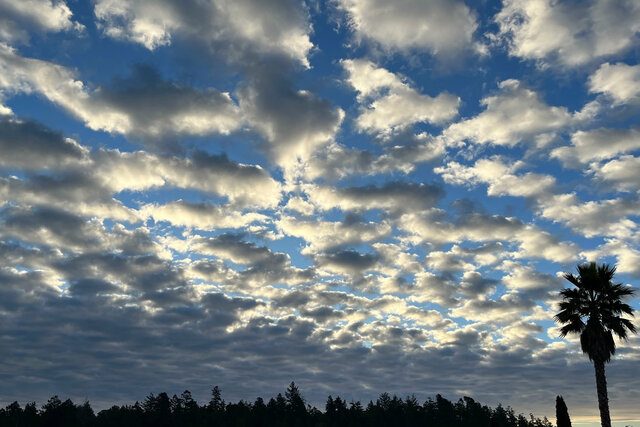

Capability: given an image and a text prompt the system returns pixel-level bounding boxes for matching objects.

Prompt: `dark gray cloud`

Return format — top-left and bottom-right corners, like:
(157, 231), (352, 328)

(0, 48), (242, 149)
(95, 65), (242, 147)
(305, 134), (446, 181)
(0, 205), (104, 250)
(194, 233), (289, 267)
(310, 181), (445, 214)
(239, 63), (344, 170)
(0, 117), (87, 170)
(67, 278), (120, 297)
(316, 250), (379, 275)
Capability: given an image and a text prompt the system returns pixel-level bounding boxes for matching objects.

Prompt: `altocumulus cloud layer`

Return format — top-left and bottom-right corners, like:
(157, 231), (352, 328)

(0, 0), (639, 423)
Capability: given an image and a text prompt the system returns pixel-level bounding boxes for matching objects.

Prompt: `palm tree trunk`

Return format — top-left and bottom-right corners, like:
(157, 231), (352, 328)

(593, 359), (612, 427)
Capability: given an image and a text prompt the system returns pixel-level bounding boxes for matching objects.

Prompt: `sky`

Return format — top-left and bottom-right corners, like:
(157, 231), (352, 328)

(0, 0), (639, 424)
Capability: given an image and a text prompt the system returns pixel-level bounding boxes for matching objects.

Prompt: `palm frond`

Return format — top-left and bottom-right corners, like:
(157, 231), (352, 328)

(555, 262), (637, 363)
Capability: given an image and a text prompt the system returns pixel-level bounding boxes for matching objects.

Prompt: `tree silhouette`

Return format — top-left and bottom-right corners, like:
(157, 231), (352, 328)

(555, 262), (636, 427)
(0, 385), (563, 427)
(209, 385), (225, 413)
(285, 381), (306, 413)
(555, 396), (571, 427)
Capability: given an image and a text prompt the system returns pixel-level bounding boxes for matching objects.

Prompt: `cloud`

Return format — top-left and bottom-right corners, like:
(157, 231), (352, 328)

(316, 249), (379, 276)
(436, 155), (640, 240)
(409, 272), (459, 307)
(239, 66), (344, 172)
(539, 193), (640, 238)
(93, 65), (243, 140)
(0, 0), (83, 42)
(307, 181), (444, 213)
(0, 48), (243, 143)
(588, 62), (640, 104)
(93, 149), (282, 208)
(0, 205), (113, 251)
(398, 211), (578, 263)
(278, 215), (391, 253)
(342, 59), (459, 137)
(304, 134), (446, 181)
(551, 127), (640, 166)
(193, 233), (289, 267)
(436, 157), (556, 199)
(143, 200), (269, 230)
(450, 292), (536, 323)
(0, 124), (282, 222)
(336, 0), (477, 55)
(93, 0), (313, 65)
(0, 173), (139, 222)
(67, 278), (120, 297)
(582, 238), (640, 278)
(444, 80), (573, 146)
(501, 261), (563, 292)
(589, 155), (640, 191)
(186, 234), (316, 288)
(494, 0), (640, 66)
(0, 116), (88, 170)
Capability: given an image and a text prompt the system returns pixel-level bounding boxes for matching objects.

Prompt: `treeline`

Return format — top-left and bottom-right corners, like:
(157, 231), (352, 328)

(0, 382), (553, 427)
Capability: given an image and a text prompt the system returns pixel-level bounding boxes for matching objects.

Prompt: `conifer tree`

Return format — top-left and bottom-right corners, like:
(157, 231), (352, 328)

(556, 396), (572, 427)
(210, 385), (225, 412)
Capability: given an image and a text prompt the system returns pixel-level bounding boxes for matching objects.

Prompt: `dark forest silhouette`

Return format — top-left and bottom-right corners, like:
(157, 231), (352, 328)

(0, 382), (555, 427)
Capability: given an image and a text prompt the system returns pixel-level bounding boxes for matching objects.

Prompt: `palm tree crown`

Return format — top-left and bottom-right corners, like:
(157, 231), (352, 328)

(555, 262), (636, 362)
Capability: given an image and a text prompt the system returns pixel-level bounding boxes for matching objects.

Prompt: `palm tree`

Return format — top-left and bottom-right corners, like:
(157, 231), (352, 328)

(555, 262), (636, 427)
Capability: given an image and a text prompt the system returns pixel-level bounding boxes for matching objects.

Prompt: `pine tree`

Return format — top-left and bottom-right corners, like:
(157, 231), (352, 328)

(210, 386), (225, 412)
(285, 381), (306, 412)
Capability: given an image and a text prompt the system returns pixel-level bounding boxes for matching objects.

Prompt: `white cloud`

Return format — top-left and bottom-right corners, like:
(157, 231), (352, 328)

(342, 59), (459, 137)
(539, 193), (639, 238)
(436, 153), (640, 240)
(551, 127), (640, 166)
(340, 58), (405, 100)
(494, 0), (640, 66)
(589, 62), (640, 104)
(336, 0), (477, 54)
(590, 155), (640, 191)
(283, 196), (315, 216)
(93, 149), (282, 208)
(357, 87), (460, 136)
(278, 215), (391, 253)
(444, 80), (573, 146)
(436, 157), (556, 198)
(426, 251), (474, 274)
(94, 0), (313, 65)
(501, 261), (563, 291)
(143, 200), (269, 230)
(0, 0), (83, 42)
(582, 238), (640, 278)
